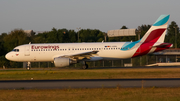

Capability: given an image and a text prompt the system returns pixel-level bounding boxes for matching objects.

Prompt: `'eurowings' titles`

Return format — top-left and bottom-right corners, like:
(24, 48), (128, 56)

(31, 45), (59, 50)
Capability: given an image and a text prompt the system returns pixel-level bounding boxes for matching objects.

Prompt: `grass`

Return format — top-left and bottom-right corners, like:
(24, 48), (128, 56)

(0, 67), (180, 80)
(1, 88), (180, 101)
(1, 68), (180, 101)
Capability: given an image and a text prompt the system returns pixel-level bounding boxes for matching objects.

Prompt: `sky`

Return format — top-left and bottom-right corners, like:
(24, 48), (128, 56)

(0, 0), (179, 34)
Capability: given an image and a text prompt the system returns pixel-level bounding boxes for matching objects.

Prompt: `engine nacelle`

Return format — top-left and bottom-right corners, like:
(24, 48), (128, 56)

(54, 57), (70, 67)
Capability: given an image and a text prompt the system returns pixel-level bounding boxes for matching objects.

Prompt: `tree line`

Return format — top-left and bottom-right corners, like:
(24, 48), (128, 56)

(0, 21), (179, 68)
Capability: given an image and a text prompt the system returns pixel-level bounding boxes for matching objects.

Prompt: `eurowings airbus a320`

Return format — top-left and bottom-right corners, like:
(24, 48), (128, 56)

(5, 15), (172, 69)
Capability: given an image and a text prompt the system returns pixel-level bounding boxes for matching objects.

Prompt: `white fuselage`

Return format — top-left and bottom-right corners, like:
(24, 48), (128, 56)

(5, 42), (139, 62)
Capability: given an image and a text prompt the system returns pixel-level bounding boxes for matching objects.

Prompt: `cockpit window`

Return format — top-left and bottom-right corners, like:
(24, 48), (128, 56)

(12, 49), (19, 52)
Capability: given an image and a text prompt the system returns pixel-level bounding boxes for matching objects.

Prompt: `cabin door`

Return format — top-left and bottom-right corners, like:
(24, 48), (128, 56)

(24, 45), (30, 56)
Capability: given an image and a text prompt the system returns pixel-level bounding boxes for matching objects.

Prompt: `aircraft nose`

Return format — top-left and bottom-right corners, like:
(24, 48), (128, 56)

(5, 52), (19, 61)
(5, 53), (11, 60)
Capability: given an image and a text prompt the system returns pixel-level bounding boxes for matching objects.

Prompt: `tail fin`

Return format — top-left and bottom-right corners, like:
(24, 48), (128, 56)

(140, 15), (170, 43)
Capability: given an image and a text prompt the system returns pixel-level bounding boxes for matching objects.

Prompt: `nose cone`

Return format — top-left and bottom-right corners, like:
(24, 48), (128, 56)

(5, 52), (18, 61)
(5, 53), (11, 60)
(5, 52), (20, 61)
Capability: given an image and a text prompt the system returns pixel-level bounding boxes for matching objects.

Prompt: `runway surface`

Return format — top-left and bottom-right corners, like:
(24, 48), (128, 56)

(1, 78), (180, 89)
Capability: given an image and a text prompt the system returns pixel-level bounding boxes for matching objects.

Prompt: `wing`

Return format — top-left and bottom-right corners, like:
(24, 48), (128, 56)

(54, 51), (99, 61)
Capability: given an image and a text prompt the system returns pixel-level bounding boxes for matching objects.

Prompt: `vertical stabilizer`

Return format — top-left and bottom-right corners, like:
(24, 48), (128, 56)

(140, 15), (170, 43)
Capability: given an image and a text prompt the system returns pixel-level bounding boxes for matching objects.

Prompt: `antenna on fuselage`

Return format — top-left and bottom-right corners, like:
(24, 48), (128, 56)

(29, 42), (31, 44)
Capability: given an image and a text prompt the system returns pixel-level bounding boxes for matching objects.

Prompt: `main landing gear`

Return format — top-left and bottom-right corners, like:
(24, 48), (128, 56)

(82, 61), (88, 69)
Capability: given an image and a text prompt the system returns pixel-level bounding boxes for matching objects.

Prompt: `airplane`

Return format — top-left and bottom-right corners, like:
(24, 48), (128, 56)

(5, 15), (172, 69)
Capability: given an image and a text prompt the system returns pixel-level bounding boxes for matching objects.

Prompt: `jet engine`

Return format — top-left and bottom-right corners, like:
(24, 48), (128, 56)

(54, 57), (71, 67)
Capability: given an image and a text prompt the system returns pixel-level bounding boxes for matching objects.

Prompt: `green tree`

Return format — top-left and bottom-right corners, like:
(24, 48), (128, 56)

(0, 33), (7, 56)
(165, 21), (179, 48)
(46, 28), (59, 43)
(1, 29), (30, 68)
(79, 29), (104, 42)
(137, 25), (151, 39)
(33, 32), (48, 43)
(121, 26), (128, 29)
(68, 30), (77, 42)
(3, 29), (30, 52)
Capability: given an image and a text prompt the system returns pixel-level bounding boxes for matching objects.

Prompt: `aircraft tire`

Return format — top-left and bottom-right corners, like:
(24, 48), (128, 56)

(82, 64), (88, 69)
(26, 66), (31, 70)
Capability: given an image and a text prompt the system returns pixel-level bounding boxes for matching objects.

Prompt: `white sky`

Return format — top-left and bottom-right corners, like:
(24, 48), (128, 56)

(0, 0), (179, 33)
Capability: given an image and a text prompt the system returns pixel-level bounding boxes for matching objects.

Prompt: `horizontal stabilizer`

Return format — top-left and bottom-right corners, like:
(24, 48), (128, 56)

(153, 43), (173, 48)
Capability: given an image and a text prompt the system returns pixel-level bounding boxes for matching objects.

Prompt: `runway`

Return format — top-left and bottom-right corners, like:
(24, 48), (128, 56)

(1, 78), (180, 89)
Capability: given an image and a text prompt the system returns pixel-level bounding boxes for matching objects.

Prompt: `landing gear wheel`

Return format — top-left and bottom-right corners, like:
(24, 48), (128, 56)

(26, 66), (31, 70)
(26, 62), (31, 70)
(82, 64), (88, 69)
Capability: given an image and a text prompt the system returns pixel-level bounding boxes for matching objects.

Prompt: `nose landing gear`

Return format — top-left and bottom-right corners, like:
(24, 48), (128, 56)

(26, 62), (31, 70)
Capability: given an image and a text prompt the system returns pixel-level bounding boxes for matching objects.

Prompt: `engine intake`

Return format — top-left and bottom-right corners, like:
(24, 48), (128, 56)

(54, 57), (71, 67)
